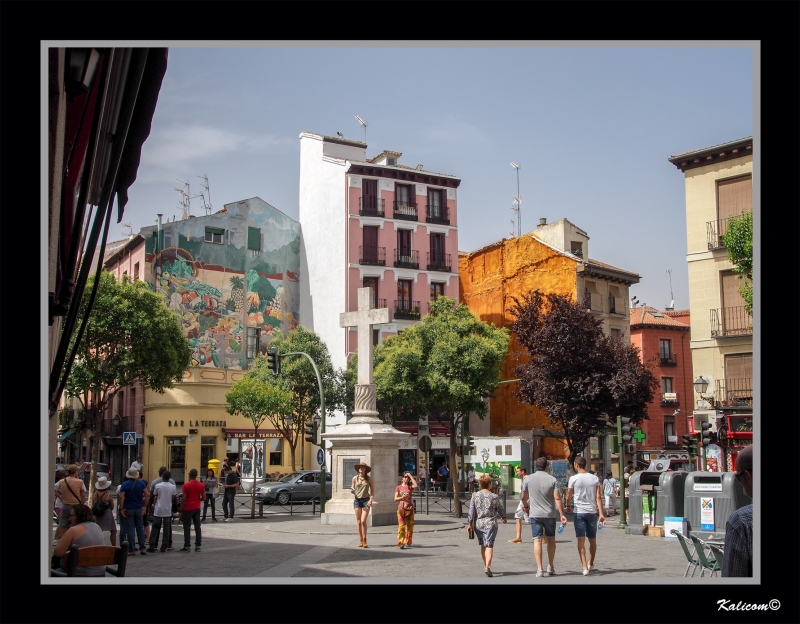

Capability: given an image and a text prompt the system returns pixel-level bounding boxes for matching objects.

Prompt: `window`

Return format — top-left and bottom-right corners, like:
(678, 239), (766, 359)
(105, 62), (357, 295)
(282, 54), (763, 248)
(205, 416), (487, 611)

(373, 328), (379, 347)
(724, 353), (753, 404)
(659, 339), (672, 360)
(663, 417), (675, 441)
(134, 262), (140, 281)
(387, 157), (397, 166)
(430, 232), (445, 266)
(397, 230), (412, 261)
(396, 184), (412, 208)
(362, 226), (379, 263)
(717, 175), (752, 223)
(571, 241), (583, 257)
(495, 445), (503, 456)
(430, 282), (444, 301)
(201, 436), (216, 473)
(397, 279), (412, 311)
(247, 227), (261, 251)
(427, 188), (443, 219)
(205, 227), (224, 244)
(610, 328), (621, 338)
(269, 438), (282, 465)
(662, 377), (673, 393)
(505, 445), (512, 456)
(363, 277), (379, 308)
(246, 327), (261, 360)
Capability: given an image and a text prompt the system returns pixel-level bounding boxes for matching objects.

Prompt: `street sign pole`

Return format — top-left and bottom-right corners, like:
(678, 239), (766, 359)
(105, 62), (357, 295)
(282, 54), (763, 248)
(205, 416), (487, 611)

(616, 416), (627, 530)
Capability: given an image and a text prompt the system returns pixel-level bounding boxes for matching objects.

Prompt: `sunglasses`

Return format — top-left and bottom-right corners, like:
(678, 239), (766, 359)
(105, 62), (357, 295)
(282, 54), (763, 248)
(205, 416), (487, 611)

(734, 470), (749, 482)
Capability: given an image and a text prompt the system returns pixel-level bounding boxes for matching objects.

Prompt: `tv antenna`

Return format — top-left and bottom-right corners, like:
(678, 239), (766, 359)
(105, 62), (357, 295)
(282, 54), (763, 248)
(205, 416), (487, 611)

(355, 115), (367, 143)
(510, 162), (521, 237)
(175, 178), (205, 219)
(121, 222), (133, 237)
(197, 174), (213, 215)
(666, 269), (674, 310)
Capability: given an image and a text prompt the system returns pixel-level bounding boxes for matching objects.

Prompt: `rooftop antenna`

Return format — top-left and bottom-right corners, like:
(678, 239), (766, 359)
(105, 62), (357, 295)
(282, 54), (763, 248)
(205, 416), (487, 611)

(666, 269), (675, 310)
(175, 178), (204, 220)
(197, 174), (213, 215)
(355, 115), (367, 143)
(121, 222), (133, 237)
(510, 219), (516, 238)
(510, 162), (521, 237)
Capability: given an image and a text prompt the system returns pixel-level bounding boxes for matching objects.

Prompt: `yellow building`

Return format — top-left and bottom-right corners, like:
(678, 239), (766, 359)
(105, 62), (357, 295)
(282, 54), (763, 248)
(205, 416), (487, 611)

(459, 218), (640, 469)
(669, 137), (753, 470)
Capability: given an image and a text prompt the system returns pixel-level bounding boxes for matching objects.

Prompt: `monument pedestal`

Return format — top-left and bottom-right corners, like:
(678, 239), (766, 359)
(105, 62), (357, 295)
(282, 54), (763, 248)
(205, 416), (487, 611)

(321, 413), (409, 527)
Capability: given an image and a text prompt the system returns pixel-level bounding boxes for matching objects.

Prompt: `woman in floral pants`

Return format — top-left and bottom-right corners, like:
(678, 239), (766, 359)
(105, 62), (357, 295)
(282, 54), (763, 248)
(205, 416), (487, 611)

(394, 472), (417, 549)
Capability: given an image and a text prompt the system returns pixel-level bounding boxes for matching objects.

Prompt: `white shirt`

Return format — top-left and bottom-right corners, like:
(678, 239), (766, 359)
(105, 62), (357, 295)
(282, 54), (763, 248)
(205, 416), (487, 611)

(131, 460), (143, 472)
(152, 481), (177, 517)
(568, 472), (600, 514)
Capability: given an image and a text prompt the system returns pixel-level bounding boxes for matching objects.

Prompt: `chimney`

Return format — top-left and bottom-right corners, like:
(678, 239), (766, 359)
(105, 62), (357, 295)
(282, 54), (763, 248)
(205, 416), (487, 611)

(538, 218), (547, 227)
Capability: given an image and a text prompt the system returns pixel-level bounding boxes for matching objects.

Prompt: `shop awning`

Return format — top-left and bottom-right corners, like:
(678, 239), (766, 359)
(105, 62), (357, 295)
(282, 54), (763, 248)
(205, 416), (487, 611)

(58, 430), (76, 442)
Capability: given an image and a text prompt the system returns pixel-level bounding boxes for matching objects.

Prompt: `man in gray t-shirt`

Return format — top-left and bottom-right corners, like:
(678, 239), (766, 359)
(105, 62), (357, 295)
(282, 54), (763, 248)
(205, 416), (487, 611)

(521, 457), (568, 577)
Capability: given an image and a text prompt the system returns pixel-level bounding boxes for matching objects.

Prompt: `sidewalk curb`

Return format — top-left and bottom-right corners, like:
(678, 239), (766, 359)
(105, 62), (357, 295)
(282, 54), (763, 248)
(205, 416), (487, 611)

(263, 523), (466, 535)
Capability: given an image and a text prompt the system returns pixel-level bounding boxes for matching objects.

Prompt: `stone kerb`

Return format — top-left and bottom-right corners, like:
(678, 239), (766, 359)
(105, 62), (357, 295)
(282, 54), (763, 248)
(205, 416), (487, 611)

(321, 420), (409, 527)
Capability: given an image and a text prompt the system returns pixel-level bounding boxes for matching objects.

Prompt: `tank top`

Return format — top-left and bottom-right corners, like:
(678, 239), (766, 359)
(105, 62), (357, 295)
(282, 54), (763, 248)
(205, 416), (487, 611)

(68, 522), (107, 576)
(353, 476), (371, 499)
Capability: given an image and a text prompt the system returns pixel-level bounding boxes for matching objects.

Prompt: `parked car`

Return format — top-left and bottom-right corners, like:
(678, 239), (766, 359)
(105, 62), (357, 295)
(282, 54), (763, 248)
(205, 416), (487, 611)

(80, 462), (110, 486)
(255, 470), (332, 505)
(55, 463), (67, 483)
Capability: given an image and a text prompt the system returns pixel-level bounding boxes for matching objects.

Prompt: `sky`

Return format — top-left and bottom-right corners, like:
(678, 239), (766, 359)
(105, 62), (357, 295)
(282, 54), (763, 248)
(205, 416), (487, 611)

(122, 43), (755, 312)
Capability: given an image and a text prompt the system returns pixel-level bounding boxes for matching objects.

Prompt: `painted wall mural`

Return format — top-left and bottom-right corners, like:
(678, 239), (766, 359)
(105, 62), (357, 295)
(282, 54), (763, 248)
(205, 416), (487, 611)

(143, 198), (301, 370)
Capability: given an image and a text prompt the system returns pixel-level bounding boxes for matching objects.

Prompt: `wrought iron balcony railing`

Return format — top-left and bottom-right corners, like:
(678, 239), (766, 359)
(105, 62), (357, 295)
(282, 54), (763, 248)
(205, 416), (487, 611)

(426, 251), (451, 272)
(359, 196), (385, 217)
(583, 292), (602, 312)
(425, 204), (449, 225)
(392, 200), (418, 221)
(715, 378), (752, 407)
(706, 215), (749, 250)
(710, 306), (753, 337)
(394, 249), (419, 269)
(659, 392), (679, 406)
(659, 354), (677, 366)
(359, 245), (386, 266)
(394, 299), (421, 320)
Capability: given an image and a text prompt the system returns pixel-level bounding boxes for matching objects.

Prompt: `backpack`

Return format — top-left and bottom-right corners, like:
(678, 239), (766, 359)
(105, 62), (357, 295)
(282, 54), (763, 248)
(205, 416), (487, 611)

(92, 494), (110, 517)
(173, 493), (182, 514)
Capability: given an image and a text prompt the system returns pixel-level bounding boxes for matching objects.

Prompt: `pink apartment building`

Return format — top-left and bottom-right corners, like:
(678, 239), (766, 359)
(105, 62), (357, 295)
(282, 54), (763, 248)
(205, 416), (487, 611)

(299, 132), (460, 427)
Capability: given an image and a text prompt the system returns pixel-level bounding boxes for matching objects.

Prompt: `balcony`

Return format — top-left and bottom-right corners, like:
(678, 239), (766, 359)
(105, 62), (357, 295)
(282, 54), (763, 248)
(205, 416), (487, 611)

(394, 249), (419, 269)
(394, 299), (421, 321)
(425, 204), (450, 225)
(426, 251), (452, 272)
(101, 415), (135, 437)
(706, 215), (747, 250)
(608, 296), (626, 315)
(659, 354), (678, 366)
(659, 392), (679, 406)
(392, 200), (418, 221)
(359, 196), (384, 218)
(359, 245), (386, 266)
(715, 378), (752, 408)
(710, 306), (752, 337)
(583, 292), (602, 312)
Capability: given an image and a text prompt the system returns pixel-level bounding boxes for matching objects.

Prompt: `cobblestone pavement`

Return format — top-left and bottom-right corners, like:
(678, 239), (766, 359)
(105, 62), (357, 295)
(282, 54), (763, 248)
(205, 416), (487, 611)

(100, 498), (718, 582)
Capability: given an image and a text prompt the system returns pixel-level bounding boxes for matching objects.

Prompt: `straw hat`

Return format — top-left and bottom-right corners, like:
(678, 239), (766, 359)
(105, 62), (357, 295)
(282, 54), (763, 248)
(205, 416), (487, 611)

(354, 463), (371, 474)
(96, 476), (112, 490)
(126, 467), (140, 479)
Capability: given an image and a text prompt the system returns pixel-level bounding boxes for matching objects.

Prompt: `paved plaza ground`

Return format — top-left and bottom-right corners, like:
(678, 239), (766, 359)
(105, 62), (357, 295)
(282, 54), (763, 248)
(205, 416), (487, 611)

(94, 495), (727, 582)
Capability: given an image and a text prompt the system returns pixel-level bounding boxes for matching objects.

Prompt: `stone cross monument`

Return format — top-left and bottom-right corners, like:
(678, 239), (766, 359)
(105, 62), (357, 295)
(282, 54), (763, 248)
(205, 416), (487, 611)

(321, 288), (409, 526)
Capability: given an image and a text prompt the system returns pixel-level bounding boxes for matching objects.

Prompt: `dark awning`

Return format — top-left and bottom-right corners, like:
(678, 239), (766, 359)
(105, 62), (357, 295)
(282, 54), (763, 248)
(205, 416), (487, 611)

(58, 430), (76, 442)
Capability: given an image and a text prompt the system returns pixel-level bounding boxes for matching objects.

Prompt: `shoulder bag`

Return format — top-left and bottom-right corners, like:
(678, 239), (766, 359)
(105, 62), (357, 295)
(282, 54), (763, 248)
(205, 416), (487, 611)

(467, 493), (476, 539)
(91, 492), (110, 517)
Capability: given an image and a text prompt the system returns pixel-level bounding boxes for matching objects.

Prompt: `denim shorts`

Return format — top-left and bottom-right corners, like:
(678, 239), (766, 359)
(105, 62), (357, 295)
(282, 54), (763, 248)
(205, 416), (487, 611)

(573, 512), (598, 539)
(530, 517), (557, 539)
(353, 497), (370, 509)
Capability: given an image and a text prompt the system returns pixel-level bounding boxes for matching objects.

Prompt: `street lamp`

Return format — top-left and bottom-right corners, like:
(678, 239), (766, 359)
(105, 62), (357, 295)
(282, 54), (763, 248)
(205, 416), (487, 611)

(693, 376), (710, 396)
(112, 414), (120, 436)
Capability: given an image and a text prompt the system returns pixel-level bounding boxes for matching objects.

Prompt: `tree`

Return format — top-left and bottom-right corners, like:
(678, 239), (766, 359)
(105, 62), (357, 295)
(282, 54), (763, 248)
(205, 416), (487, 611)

(510, 291), (616, 469)
(248, 327), (341, 471)
(225, 376), (292, 517)
(721, 210), (753, 316)
(605, 335), (659, 428)
(65, 271), (191, 502)
(372, 297), (510, 517)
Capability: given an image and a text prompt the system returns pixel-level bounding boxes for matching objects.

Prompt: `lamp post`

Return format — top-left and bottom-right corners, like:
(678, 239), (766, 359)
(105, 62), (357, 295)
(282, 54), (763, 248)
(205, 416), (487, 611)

(693, 377), (711, 471)
(616, 415), (628, 529)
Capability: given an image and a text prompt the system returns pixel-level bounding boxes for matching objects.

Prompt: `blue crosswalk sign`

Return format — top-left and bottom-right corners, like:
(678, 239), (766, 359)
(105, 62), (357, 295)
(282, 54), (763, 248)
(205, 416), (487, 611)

(123, 432), (136, 445)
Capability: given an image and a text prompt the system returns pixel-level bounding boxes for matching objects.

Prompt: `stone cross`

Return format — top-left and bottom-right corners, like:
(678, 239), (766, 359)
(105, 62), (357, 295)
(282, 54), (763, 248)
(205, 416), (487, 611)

(340, 287), (391, 386)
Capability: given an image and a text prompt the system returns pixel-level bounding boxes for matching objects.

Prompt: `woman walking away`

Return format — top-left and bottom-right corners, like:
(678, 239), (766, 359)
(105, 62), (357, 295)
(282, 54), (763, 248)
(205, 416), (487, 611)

(467, 474), (507, 577)
(351, 463), (375, 548)
(52, 504), (106, 576)
(92, 476), (117, 546)
(394, 472), (417, 549)
(202, 468), (219, 522)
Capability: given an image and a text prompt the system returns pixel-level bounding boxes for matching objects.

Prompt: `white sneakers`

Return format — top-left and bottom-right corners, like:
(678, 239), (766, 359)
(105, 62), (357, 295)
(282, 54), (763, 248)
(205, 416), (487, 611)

(547, 564), (555, 575)
(224, 518), (232, 522)
(536, 570), (546, 577)
(582, 569), (590, 576)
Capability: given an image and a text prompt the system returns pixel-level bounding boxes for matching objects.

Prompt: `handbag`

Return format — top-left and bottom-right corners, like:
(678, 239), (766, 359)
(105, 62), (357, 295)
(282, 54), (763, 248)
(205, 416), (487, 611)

(467, 492), (476, 539)
(91, 493), (110, 517)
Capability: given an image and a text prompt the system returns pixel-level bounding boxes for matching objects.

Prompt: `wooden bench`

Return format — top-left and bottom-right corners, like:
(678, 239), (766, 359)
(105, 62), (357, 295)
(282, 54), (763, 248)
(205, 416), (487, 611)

(51, 542), (129, 577)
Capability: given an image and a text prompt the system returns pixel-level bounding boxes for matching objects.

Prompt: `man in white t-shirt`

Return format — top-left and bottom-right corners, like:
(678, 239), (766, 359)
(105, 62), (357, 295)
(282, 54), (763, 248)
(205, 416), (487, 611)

(131, 456), (144, 473)
(566, 456), (605, 576)
(147, 470), (177, 553)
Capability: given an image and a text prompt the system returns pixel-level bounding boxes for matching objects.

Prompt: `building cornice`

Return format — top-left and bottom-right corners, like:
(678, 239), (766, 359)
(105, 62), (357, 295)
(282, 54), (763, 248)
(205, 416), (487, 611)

(347, 163), (461, 188)
(668, 137), (752, 173)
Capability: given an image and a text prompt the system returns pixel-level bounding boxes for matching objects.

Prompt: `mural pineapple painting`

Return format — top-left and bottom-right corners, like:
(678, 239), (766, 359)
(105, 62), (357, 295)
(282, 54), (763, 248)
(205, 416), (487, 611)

(229, 275), (245, 312)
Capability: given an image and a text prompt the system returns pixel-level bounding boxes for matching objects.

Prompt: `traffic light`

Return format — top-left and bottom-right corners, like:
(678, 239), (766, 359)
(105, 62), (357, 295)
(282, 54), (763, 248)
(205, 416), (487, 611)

(267, 346), (279, 375)
(457, 444), (464, 455)
(621, 417), (634, 443)
(682, 433), (698, 455)
(700, 421), (714, 446)
(304, 419), (317, 444)
(466, 436), (475, 455)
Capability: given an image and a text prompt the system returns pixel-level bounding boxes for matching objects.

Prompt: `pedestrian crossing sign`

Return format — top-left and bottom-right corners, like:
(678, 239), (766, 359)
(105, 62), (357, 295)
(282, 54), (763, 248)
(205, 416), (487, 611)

(123, 432), (136, 445)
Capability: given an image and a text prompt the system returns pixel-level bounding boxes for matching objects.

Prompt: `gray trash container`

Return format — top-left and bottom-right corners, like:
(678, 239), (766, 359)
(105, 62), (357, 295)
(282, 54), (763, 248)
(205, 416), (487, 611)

(684, 471), (750, 536)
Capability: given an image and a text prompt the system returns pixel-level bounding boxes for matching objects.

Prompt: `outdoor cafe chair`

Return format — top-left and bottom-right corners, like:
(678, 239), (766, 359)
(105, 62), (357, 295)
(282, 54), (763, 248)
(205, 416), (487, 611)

(51, 541), (129, 577)
(690, 534), (720, 577)
(670, 529), (700, 577)
(707, 543), (725, 574)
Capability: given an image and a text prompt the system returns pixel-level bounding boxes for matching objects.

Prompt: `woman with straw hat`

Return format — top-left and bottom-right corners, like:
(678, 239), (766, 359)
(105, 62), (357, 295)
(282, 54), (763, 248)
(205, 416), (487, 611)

(350, 463), (375, 548)
(92, 476), (117, 546)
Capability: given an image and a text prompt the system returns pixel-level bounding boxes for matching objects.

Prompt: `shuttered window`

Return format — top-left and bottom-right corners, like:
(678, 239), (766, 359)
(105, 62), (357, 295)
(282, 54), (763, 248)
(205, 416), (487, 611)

(717, 175), (752, 221)
(720, 270), (745, 309)
(205, 227), (224, 244)
(247, 227), (261, 251)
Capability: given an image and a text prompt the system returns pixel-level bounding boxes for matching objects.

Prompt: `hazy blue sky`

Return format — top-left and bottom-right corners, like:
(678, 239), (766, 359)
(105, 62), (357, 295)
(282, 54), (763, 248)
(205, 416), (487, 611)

(124, 44), (754, 311)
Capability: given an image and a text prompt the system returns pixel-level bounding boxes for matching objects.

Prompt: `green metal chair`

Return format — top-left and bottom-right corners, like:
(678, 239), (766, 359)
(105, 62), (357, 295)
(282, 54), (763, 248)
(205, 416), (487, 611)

(671, 529), (700, 577)
(690, 534), (720, 577)
(707, 544), (725, 575)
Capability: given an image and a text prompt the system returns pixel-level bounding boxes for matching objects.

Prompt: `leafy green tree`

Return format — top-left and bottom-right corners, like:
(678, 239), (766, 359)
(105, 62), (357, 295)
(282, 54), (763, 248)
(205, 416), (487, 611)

(65, 271), (191, 501)
(372, 297), (510, 517)
(721, 210), (753, 316)
(511, 291), (615, 469)
(248, 327), (341, 470)
(225, 376), (292, 516)
(605, 335), (659, 428)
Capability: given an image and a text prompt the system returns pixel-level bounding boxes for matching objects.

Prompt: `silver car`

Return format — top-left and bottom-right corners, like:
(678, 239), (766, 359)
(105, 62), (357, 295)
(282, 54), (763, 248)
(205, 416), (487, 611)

(255, 470), (332, 506)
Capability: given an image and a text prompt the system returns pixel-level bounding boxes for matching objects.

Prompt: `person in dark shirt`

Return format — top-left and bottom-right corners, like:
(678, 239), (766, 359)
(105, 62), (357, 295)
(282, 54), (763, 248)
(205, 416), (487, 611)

(222, 466), (240, 522)
(722, 445), (753, 577)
